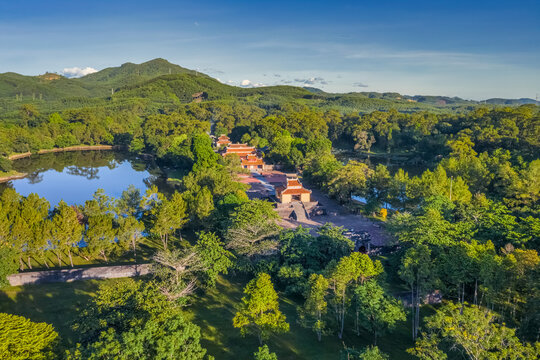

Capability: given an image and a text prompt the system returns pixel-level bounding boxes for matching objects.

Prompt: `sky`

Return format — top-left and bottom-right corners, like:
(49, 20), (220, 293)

(0, 0), (539, 99)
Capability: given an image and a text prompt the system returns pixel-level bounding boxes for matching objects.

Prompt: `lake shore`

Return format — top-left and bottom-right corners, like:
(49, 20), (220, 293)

(0, 171), (28, 183)
(7, 145), (125, 160)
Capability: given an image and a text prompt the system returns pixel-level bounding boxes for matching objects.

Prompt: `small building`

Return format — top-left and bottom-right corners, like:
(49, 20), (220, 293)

(242, 154), (264, 170)
(192, 92), (207, 103)
(216, 135), (231, 147)
(275, 177), (312, 203)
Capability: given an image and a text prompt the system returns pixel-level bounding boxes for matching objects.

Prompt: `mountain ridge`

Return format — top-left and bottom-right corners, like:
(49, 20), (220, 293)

(0, 58), (537, 106)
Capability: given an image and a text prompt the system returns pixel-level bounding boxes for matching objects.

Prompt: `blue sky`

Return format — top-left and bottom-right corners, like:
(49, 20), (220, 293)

(1, 0), (539, 99)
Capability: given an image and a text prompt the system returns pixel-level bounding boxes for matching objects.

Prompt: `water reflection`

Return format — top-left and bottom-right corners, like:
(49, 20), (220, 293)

(26, 172), (44, 184)
(66, 166), (100, 180)
(0, 151), (178, 205)
(333, 150), (428, 176)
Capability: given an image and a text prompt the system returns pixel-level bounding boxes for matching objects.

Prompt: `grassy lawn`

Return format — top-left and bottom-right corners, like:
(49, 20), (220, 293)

(0, 274), (418, 359)
(0, 280), (101, 345)
(189, 275), (415, 360)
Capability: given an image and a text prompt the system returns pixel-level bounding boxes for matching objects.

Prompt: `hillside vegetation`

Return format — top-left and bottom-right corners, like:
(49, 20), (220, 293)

(2, 58), (536, 116)
(0, 58), (539, 360)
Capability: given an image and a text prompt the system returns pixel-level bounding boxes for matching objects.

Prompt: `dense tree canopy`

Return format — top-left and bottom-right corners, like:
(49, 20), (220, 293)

(0, 63), (538, 359)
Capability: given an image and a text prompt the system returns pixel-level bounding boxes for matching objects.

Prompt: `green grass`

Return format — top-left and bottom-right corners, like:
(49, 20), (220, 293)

(0, 280), (101, 345)
(0, 275), (418, 359)
(16, 237), (160, 271)
(189, 275), (415, 360)
(0, 170), (26, 179)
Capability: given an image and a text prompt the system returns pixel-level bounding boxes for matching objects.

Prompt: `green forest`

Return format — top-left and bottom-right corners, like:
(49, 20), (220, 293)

(0, 59), (539, 360)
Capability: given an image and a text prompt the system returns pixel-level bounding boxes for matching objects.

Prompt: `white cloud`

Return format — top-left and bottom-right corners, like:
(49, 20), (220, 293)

(61, 66), (98, 78)
(353, 82), (368, 88)
(293, 76), (328, 85)
(239, 79), (265, 88)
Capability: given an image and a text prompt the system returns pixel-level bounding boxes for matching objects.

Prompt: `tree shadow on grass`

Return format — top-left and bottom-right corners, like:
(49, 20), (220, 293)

(0, 279), (100, 347)
(189, 274), (416, 360)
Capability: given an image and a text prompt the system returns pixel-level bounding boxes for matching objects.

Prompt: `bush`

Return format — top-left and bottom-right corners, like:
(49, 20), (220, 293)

(0, 313), (59, 359)
(55, 133), (78, 148)
(0, 157), (12, 173)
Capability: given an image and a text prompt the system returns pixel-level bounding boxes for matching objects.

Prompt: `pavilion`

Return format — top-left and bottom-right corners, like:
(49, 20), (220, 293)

(216, 135), (231, 147)
(275, 177), (312, 203)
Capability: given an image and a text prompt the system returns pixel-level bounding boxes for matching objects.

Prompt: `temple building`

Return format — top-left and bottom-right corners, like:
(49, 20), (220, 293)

(275, 177), (312, 203)
(216, 135), (231, 147)
(241, 153), (264, 170)
(222, 143), (257, 158)
(221, 143), (265, 172)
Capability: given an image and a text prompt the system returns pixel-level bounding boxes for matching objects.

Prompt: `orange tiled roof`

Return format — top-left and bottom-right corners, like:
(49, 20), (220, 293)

(242, 158), (264, 166)
(224, 143), (256, 156)
(276, 178), (312, 196)
(281, 187), (311, 195)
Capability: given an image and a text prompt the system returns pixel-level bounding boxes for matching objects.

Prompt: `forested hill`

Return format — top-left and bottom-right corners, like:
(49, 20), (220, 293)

(75, 58), (199, 90)
(0, 58), (198, 100)
(1, 58), (537, 112)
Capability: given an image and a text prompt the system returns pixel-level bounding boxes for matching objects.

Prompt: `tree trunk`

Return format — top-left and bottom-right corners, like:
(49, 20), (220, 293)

(338, 289), (346, 339)
(68, 249), (74, 267)
(414, 283), (420, 340)
(19, 256), (24, 271)
(161, 233), (167, 250)
(27, 256), (32, 269)
(317, 310), (322, 341)
(474, 279), (478, 305)
(57, 252), (62, 267)
(459, 283), (464, 314)
(411, 286), (415, 340)
(132, 239), (137, 262)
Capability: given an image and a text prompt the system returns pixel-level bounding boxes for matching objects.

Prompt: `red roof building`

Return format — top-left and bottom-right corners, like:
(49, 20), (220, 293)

(216, 135), (231, 147)
(242, 154), (264, 170)
(223, 143), (257, 158)
(220, 142), (266, 172)
(275, 178), (312, 203)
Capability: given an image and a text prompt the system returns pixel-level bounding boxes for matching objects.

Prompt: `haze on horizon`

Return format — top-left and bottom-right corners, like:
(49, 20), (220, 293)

(1, 0), (539, 100)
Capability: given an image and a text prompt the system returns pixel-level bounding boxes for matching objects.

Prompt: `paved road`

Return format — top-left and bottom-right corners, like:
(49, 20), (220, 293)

(279, 185), (392, 247)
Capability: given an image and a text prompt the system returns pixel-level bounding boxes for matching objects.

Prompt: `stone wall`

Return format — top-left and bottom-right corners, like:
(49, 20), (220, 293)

(8, 263), (152, 286)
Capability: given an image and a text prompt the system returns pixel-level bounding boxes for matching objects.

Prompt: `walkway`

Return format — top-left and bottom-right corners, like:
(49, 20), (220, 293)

(279, 185), (392, 247)
(8, 263), (152, 286)
(291, 201), (309, 222)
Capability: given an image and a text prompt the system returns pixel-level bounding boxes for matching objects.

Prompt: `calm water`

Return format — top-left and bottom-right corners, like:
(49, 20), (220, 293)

(0, 151), (175, 205)
(333, 150), (428, 176)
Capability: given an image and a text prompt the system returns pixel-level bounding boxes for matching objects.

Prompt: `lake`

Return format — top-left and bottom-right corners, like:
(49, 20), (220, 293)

(0, 151), (177, 205)
(333, 150), (429, 176)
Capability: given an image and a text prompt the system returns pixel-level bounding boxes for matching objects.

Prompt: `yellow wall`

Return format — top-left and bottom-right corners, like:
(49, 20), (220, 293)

(280, 193), (310, 203)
